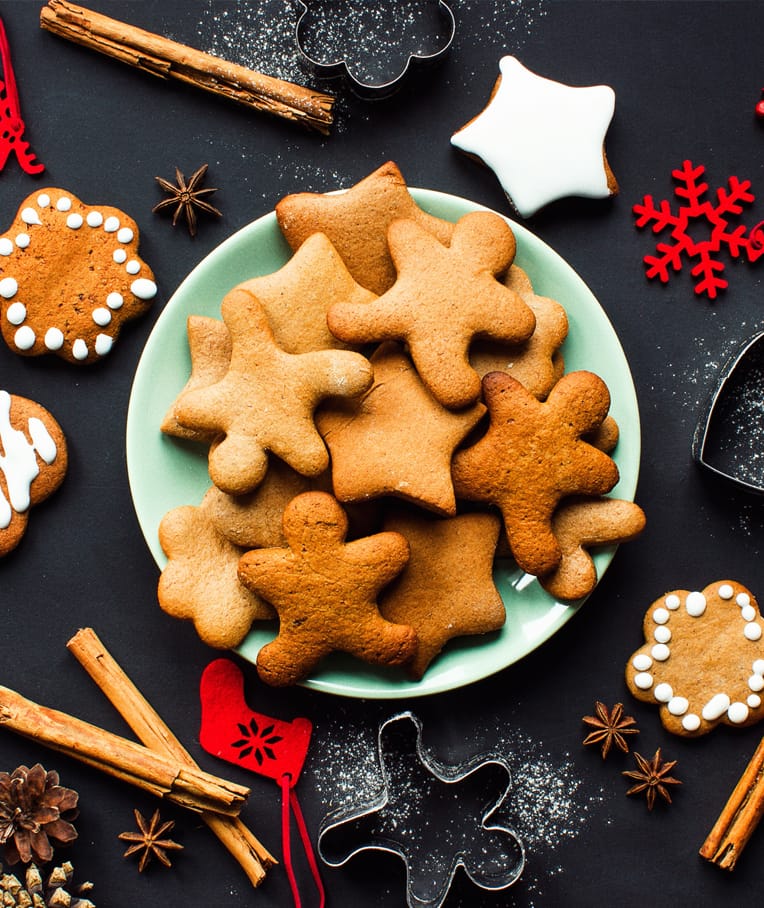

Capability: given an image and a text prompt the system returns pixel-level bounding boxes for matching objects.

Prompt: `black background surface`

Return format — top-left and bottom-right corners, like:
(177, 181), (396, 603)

(1, 2), (764, 906)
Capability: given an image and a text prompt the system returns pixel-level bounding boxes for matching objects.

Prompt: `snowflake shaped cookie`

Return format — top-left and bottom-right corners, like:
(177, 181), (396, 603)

(626, 580), (764, 736)
(633, 160), (764, 300)
(0, 189), (157, 363)
(451, 56), (617, 218)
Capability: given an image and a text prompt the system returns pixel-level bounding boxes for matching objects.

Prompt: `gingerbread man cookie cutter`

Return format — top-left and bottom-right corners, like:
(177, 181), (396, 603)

(295, 0), (456, 100)
(317, 711), (525, 908)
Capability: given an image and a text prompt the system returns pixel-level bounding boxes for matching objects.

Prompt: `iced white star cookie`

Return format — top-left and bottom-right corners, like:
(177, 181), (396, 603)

(451, 56), (618, 218)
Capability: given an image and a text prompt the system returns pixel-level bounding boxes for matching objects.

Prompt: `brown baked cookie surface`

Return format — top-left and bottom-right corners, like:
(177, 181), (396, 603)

(0, 188), (157, 363)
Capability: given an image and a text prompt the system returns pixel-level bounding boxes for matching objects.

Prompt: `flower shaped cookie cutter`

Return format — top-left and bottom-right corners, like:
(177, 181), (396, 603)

(295, 0), (456, 99)
(693, 331), (764, 494)
(317, 711), (525, 908)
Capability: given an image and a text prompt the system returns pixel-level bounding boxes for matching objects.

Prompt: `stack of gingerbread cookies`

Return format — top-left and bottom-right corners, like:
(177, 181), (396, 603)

(156, 161), (645, 686)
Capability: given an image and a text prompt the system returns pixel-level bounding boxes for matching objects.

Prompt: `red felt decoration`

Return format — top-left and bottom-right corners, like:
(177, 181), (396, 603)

(633, 160), (762, 300)
(200, 658), (324, 908)
(0, 17), (44, 175)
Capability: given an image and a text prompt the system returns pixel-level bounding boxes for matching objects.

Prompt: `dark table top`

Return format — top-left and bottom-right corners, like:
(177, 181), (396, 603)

(2, 1), (764, 906)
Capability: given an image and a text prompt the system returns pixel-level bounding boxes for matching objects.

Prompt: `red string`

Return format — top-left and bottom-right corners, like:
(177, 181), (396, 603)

(280, 773), (326, 908)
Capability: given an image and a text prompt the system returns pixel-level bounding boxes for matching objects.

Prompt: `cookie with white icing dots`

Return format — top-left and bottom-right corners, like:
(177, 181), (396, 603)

(626, 580), (764, 736)
(451, 56), (618, 218)
(0, 188), (157, 364)
(0, 389), (67, 556)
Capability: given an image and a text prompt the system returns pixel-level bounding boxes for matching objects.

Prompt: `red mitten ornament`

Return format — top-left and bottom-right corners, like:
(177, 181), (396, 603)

(200, 658), (323, 908)
(0, 18), (43, 175)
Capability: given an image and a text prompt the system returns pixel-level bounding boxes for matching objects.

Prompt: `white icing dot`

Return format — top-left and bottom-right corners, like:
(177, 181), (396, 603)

(749, 674), (764, 692)
(633, 672), (653, 690)
(0, 238), (13, 256)
(744, 623), (763, 641)
(742, 605), (757, 622)
(117, 227), (134, 243)
(130, 278), (157, 300)
(754, 659), (764, 675)
(86, 211), (104, 227)
(56, 197), (72, 212)
(72, 339), (88, 360)
(728, 702), (749, 725)
(14, 326), (35, 350)
(125, 259), (140, 275)
(682, 714), (701, 732)
(15, 233), (30, 249)
(113, 249), (127, 264)
(686, 591), (707, 617)
(92, 307), (112, 326)
(103, 216), (120, 233)
(0, 277), (18, 299)
(737, 592), (752, 608)
(94, 334), (113, 356)
(44, 327), (63, 350)
(651, 643), (670, 662)
(652, 607), (670, 625)
(632, 654), (652, 672)
(665, 594), (681, 610)
(702, 693), (731, 721)
(106, 292), (124, 310)
(654, 682), (673, 703)
(668, 696), (689, 716)
(21, 208), (41, 226)
(66, 213), (83, 229)
(749, 694), (762, 709)
(718, 583), (735, 599)
(653, 626), (671, 644)
(36, 193), (50, 208)
(6, 302), (26, 325)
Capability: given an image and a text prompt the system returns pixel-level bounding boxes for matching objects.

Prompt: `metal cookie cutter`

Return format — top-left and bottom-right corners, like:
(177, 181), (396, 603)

(317, 711), (525, 908)
(693, 331), (764, 494)
(295, 1), (456, 100)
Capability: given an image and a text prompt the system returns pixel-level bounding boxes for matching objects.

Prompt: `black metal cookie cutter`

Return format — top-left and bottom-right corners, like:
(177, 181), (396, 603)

(295, 1), (456, 100)
(693, 331), (764, 494)
(317, 711), (525, 908)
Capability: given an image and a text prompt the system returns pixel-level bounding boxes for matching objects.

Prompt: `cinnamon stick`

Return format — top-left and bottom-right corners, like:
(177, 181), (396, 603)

(699, 735), (764, 869)
(0, 684), (248, 817)
(40, 0), (335, 133)
(67, 628), (275, 887)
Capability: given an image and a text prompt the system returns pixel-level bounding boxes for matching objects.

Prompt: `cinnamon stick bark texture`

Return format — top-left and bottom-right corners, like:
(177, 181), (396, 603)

(67, 627), (275, 887)
(699, 735), (764, 869)
(40, 0), (335, 133)
(0, 684), (249, 816)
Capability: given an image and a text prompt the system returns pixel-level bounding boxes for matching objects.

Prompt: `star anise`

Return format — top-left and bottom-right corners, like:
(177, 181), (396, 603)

(0, 764), (79, 865)
(582, 701), (639, 758)
(623, 748), (681, 810)
(153, 164), (221, 236)
(118, 808), (183, 872)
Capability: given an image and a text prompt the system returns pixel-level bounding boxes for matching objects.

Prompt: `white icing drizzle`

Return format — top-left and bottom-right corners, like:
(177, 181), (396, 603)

(685, 591), (707, 616)
(702, 693), (731, 721)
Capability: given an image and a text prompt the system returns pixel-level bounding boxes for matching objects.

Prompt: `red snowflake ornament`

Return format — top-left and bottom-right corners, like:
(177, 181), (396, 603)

(0, 18), (43, 175)
(633, 160), (762, 300)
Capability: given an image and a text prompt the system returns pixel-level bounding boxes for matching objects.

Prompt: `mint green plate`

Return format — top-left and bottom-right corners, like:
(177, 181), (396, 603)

(127, 189), (640, 699)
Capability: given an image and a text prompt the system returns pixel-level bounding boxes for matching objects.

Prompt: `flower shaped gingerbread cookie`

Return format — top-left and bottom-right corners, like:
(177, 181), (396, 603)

(626, 581), (764, 736)
(0, 188), (157, 363)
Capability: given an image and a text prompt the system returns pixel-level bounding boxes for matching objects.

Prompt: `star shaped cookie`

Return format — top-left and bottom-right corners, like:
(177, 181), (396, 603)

(275, 161), (454, 295)
(317, 342), (485, 515)
(380, 505), (504, 678)
(327, 211), (536, 409)
(237, 492), (417, 686)
(173, 287), (373, 495)
(451, 56), (618, 218)
(451, 370), (619, 576)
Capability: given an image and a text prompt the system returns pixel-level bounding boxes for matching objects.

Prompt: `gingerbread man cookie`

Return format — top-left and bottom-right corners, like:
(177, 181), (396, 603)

(451, 370), (619, 576)
(327, 211), (535, 409)
(237, 492), (417, 686)
(0, 390), (67, 556)
(626, 581), (764, 736)
(0, 188), (157, 363)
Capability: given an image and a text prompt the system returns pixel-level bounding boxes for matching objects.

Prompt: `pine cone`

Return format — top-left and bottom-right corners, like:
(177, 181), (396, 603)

(0, 861), (94, 907)
(0, 766), (78, 865)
